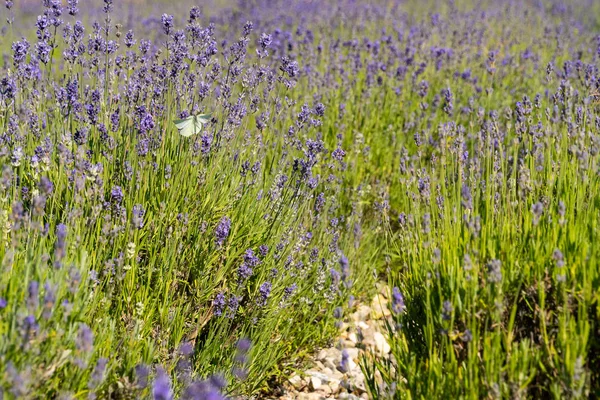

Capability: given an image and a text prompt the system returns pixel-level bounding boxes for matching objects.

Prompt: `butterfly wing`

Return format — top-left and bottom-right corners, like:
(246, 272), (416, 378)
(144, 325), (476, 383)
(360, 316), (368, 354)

(193, 113), (212, 135)
(197, 113), (211, 124)
(174, 117), (195, 137)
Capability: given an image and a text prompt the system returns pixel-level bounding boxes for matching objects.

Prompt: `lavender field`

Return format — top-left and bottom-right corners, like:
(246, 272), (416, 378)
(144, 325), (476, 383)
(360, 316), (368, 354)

(1, 0), (600, 399)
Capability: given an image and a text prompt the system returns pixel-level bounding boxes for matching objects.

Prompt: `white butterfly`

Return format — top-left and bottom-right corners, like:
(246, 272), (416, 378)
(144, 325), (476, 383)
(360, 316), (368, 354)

(173, 113), (211, 137)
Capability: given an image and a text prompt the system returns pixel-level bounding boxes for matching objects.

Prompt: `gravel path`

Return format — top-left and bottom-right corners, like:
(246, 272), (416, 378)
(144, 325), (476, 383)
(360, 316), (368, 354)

(266, 285), (392, 400)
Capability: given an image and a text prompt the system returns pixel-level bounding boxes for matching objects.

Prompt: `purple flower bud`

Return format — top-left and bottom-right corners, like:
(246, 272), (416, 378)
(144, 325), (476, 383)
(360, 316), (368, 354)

(124, 30), (136, 48)
(441, 301), (453, 321)
(88, 358), (108, 389)
(67, 0), (79, 15)
(259, 33), (272, 49)
(283, 283), (297, 301)
(243, 21), (253, 37)
(161, 14), (174, 35)
(339, 349), (350, 373)
(153, 367), (173, 400)
(110, 186), (124, 204)
(391, 287), (405, 315)
(487, 259), (502, 283)
(103, 0), (113, 13)
(215, 216), (231, 247)
(135, 364), (150, 389)
(331, 147), (346, 161)
(257, 282), (272, 306)
(27, 281), (39, 311)
(237, 263), (253, 281)
(213, 292), (226, 317)
(76, 323), (94, 353)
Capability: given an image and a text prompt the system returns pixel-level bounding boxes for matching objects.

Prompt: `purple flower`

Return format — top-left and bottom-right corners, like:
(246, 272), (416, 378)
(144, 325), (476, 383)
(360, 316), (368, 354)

(391, 287), (405, 315)
(462, 329), (473, 343)
(27, 281), (39, 311)
(76, 323), (94, 353)
(339, 255), (350, 284)
(161, 14), (174, 35)
(487, 259), (502, 283)
(213, 292), (226, 316)
(131, 205), (145, 229)
(110, 186), (124, 204)
(532, 202), (544, 225)
(331, 147), (346, 162)
(39, 177), (54, 196)
(257, 282), (272, 306)
(88, 358), (108, 389)
(283, 283), (297, 301)
(315, 192), (325, 213)
(135, 364), (150, 389)
(153, 367), (173, 400)
(11, 39), (30, 66)
(42, 283), (56, 319)
(124, 30), (136, 48)
(0, 298), (6, 309)
(339, 349), (350, 373)
(35, 41), (52, 64)
(227, 295), (240, 318)
(314, 103), (325, 117)
(258, 245), (269, 258)
(243, 21), (253, 37)
(233, 338), (251, 380)
(215, 216), (231, 247)
(103, 0), (113, 13)
(281, 57), (299, 78)
(237, 263), (253, 281)
(55, 223), (67, 264)
(259, 33), (272, 49)
(333, 307), (343, 319)
(244, 249), (260, 267)
(553, 249), (565, 268)
(67, 0), (78, 15)
(441, 301), (453, 321)
(139, 113), (155, 134)
(189, 6), (202, 21)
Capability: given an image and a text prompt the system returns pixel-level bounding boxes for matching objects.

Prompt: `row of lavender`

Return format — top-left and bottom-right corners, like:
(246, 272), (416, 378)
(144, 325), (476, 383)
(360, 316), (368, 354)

(1, 0), (600, 398)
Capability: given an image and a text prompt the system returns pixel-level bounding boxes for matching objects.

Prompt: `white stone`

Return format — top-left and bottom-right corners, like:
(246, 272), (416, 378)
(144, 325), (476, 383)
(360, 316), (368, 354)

(345, 347), (360, 360)
(348, 332), (358, 344)
(354, 305), (371, 321)
(371, 294), (391, 319)
(373, 331), (391, 354)
(320, 384), (332, 395)
(307, 370), (331, 384)
(309, 376), (322, 391)
(323, 358), (337, 370)
(298, 393), (325, 400)
(357, 321), (370, 330)
(317, 349), (329, 361)
(329, 379), (340, 393)
(288, 374), (305, 390)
